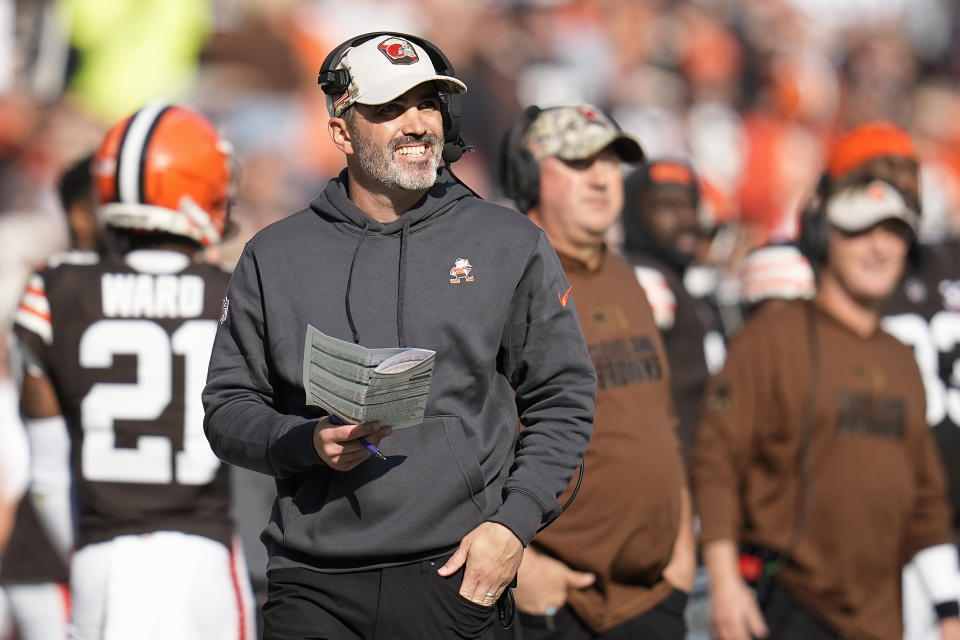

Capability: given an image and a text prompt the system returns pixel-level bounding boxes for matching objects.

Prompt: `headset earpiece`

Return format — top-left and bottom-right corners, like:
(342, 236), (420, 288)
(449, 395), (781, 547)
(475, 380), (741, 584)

(317, 68), (350, 96)
(499, 105), (543, 213)
(317, 31), (469, 163)
(797, 208), (829, 266)
(796, 172), (832, 266)
(440, 92), (465, 164)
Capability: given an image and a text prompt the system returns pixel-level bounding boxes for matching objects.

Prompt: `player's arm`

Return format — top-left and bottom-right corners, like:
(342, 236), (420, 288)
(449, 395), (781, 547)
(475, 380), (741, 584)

(18, 358), (74, 559)
(20, 367), (60, 418)
(0, 341), (29, 558)
(13, 271), (75, 558)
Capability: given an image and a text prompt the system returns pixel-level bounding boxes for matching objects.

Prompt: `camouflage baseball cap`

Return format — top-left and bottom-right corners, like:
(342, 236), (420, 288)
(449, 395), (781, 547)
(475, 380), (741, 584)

(523, 105), (644, 163)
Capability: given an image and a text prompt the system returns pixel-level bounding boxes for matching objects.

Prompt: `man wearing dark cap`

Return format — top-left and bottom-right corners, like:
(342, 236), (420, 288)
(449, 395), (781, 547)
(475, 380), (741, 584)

(621, 160), (724, 463)
(498, 105), (695, 638)
(693, 179), (960, 640)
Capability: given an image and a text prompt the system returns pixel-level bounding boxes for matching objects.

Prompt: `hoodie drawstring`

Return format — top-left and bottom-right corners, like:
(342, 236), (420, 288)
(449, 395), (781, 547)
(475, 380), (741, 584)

(396, 218), (410, 347)
(345, 222), (369, 344)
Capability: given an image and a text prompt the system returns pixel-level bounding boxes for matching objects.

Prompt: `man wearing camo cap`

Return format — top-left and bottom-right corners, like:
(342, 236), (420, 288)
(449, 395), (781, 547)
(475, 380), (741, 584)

(497, 105), (696, 638)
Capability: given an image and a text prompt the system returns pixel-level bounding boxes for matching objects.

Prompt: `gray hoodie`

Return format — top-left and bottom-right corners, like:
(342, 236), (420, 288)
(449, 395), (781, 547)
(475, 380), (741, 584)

(203, 168), (596, 571)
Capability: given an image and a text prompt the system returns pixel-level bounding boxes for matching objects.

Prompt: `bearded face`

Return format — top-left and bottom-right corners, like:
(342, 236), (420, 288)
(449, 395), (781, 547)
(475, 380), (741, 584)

(351, 125), (443, 191)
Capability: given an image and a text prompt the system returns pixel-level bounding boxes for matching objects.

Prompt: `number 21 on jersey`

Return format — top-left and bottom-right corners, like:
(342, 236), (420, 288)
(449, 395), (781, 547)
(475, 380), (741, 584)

(79, 318), (220, 485)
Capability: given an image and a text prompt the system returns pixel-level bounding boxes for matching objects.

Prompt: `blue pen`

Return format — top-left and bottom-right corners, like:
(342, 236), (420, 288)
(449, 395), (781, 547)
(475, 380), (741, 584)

(328, 414), (387, 461)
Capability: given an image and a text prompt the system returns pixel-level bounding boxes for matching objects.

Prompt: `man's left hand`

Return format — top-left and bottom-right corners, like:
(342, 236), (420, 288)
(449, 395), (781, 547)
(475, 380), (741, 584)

(437, 521), (523, 606)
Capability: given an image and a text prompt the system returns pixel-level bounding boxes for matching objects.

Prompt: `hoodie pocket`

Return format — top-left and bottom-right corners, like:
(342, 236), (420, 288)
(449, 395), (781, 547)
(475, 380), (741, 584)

(438, 415), (486, 514)
(276, 415), (492, 560)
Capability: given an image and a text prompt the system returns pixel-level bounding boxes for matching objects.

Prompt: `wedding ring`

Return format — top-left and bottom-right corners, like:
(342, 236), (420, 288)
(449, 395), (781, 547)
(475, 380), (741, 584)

(485, 592), (497, 598)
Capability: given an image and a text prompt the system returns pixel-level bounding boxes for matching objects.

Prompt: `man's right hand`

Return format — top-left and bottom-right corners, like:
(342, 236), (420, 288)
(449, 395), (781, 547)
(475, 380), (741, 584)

(312, 417), (391, 471)
(711, 575), (768, 640)
(512, 545), (595, 615)
(704, 540), (768, 640)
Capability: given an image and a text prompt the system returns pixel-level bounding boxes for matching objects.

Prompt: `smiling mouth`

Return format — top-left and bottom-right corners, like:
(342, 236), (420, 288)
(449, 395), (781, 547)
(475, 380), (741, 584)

(396, 144), (427, 158)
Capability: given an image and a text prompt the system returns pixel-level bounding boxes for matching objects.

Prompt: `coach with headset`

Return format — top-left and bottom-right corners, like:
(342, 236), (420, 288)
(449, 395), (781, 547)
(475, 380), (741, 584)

(497, 104), (695, 639)
(691, 177), (960, 640)
(202, 32), (596, 639)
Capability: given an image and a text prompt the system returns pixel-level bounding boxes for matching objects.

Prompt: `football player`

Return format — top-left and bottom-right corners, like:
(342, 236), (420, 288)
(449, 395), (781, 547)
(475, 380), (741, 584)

(0, 155), (95, 640)
(0, 343), (28, 640)
(12, 103), (254, 640)
(621, 160), (726, 462)
(0, 339), (28, 560)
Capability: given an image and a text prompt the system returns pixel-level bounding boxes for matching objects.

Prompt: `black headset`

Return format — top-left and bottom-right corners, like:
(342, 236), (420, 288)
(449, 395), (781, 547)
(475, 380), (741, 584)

(795, 172), (834, 266)
(796, 173), (921, 268)
(498, 105), (545, 213)
(318, 31), (469, 164)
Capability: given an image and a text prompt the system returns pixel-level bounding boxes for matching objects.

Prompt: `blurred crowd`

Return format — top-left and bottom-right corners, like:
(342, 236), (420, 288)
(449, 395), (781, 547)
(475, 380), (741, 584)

(2, 0), (959, 284)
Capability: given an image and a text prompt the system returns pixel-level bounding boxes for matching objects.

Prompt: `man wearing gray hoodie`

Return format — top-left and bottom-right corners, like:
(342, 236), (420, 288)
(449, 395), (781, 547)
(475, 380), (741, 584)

(202, 32), (596, 640)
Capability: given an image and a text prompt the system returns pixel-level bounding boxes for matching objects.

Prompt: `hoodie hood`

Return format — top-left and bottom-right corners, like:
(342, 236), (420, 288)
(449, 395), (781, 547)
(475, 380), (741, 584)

(308, 166), (475, 346)
(309, 166), (475, 235)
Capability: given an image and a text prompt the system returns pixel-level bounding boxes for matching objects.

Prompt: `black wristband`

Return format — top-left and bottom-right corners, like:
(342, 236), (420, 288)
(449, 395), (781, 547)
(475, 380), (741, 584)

(935, 601), (960, 620)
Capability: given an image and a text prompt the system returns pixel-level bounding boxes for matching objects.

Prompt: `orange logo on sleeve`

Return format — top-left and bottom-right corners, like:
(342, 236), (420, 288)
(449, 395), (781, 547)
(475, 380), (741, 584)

(558, 286), (573, 307)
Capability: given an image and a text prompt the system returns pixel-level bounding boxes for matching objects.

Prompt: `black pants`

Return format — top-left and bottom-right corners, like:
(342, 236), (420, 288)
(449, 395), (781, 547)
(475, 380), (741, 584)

(496, 588), (688, 640)
(762, 583), (843, 640)
(262, 557), (498, 640)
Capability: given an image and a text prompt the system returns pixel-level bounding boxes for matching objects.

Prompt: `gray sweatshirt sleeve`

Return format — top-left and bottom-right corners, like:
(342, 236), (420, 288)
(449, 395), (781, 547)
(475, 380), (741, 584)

(202, 244), (321, 478)
(489, 232), (596, 545)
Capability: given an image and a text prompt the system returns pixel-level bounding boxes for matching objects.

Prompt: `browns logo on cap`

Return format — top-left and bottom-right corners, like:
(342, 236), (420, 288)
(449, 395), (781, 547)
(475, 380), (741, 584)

(378, 37), (419, 65)
(324, 35), (467, 117)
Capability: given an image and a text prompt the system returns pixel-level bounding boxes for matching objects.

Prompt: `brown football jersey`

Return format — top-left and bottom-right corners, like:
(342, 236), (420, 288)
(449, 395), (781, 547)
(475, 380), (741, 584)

(884, 238), (960, 533)
(13, 250), (233, 549)
(0, 498), (69, 583)
(628, 253), (723, 463)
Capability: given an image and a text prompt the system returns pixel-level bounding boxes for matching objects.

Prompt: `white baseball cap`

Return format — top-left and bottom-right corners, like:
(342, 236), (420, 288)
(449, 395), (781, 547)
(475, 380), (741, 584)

(825, 180), (919, 234)
(325, 36), (467, 117)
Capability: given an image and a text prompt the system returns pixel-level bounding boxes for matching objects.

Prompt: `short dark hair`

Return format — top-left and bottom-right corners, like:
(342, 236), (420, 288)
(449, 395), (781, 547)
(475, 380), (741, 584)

(58, 153), (95, 213)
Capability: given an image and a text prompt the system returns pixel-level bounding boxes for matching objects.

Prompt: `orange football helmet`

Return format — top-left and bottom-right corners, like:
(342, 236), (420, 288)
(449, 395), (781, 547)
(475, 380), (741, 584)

(93, 102), (232, 247)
